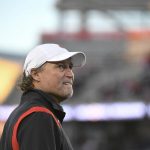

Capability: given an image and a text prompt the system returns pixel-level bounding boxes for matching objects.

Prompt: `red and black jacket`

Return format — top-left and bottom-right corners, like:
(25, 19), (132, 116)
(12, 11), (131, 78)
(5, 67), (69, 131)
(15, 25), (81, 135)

(0, 89), (73, 150)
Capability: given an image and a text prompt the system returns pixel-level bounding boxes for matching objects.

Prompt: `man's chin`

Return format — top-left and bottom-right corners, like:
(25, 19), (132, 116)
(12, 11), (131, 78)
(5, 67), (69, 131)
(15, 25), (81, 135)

(62, 93), (73, 100)
(55, 92), (73, 103)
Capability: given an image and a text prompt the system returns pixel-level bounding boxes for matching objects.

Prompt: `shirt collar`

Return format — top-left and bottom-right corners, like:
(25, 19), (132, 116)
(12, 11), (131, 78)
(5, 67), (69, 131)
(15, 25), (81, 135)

(21, 89), (66, 123)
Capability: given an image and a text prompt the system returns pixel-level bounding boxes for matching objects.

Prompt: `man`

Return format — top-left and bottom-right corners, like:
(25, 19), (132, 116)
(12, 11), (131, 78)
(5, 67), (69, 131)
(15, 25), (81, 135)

(0, 43), (86, 150)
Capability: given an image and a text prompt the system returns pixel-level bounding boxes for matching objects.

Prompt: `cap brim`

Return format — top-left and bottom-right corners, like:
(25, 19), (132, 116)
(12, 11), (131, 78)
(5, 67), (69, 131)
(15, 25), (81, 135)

(47, 52), (86, 67)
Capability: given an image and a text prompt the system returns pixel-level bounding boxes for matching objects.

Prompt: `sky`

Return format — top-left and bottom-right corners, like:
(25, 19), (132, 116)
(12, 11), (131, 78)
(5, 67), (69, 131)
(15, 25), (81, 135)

(0, 0), (58, 55)
(0, 0), (150, 55)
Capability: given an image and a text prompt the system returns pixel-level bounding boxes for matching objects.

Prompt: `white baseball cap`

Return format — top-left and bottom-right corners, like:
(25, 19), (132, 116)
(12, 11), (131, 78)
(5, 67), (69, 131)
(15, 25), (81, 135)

(23, 43), (86, 76)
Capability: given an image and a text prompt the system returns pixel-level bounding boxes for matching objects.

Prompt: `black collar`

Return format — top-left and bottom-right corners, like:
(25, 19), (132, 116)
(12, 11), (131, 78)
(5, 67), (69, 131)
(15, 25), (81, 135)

(21, 89), (66, 123)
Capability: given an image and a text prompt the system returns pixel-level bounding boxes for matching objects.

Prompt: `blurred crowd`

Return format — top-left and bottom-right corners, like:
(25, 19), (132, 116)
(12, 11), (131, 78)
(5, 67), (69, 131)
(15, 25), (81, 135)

(99, 52), (150, 102)
(71, 50), (150, 104)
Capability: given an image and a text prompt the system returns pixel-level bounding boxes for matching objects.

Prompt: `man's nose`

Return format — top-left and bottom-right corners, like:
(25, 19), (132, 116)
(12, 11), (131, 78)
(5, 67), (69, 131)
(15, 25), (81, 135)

(65, 68), (74, 79)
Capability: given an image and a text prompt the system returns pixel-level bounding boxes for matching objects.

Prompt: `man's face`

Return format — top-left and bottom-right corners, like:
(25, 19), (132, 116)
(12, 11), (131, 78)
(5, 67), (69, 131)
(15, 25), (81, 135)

(32, 59), (74, 103)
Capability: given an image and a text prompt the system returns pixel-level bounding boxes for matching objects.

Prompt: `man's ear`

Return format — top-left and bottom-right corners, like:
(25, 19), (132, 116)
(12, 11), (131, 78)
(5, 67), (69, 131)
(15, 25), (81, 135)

(31, 69), (40, 82)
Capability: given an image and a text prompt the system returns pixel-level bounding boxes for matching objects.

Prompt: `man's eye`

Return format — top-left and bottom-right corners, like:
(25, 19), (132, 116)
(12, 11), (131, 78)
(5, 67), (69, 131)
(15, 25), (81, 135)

(69, 64), (73, 69)
(56, 63), (73, 71)
(58, 64), (65, 70)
